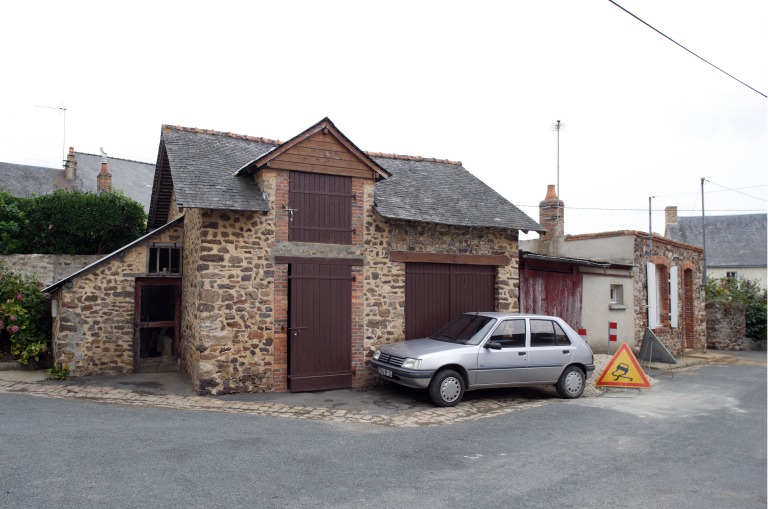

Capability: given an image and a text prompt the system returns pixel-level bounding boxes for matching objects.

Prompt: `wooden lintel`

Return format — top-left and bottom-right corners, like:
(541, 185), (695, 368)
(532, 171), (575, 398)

(275, 256), (364, 266)
(390, 251), (509, 266)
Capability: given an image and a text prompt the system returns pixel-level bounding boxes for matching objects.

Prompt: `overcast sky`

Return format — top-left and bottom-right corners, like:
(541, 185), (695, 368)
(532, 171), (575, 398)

(1, 0), (765, 238)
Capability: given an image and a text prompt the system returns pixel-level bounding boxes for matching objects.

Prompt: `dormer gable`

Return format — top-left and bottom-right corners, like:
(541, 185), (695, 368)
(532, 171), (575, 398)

(235, 117), (390, 180)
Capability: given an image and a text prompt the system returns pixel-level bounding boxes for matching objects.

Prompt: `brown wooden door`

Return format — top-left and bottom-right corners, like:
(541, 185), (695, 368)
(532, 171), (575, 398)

(288, 171), (352, 244)
(519, 268), (583, 330)
(405, 263), (495, 339)
(289, 263), (352, 391)
(134, 278), (181, 373)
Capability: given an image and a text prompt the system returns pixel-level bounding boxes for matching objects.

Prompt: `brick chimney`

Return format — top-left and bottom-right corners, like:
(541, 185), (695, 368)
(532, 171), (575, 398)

(665, 206), (678, 226)
(64, 147), (77, 180)
(96, 147), (112, 192)
(539, 184), (564, 237)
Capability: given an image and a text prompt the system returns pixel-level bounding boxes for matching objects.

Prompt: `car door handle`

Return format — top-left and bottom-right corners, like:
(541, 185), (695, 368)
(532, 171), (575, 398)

(518, 352), (527, 356)
(563, 350), (570, 354)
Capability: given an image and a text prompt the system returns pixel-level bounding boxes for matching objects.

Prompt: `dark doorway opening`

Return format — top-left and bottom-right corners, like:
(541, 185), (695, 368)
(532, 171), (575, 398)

(135, 278), (181, 373)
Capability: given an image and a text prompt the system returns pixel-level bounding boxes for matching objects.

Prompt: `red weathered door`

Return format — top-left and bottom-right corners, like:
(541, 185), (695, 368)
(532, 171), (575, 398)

(519, 268), (583, 330)
(405, 263), (495, 339)
(288, 263), (352, 391)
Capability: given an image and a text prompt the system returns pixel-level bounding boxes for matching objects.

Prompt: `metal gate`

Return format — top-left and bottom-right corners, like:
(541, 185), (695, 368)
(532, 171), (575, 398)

(135, 278), (181, 372)
(405, 263), (495, 339)
(288, 263), (353, 391)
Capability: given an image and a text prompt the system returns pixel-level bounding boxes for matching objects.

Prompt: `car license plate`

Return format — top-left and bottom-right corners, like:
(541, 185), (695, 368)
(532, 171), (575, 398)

(378, 367), (393, 377)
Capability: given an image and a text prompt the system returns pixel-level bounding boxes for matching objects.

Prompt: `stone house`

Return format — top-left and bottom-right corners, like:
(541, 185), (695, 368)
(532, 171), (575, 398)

(521, 186), (706, 355)
(45, 118), (544, 394)
(664, 207), (767, 290)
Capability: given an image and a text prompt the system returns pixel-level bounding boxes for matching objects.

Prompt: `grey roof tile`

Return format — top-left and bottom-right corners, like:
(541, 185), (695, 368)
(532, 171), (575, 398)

(158, 123), (543, 233)
(0, 162), (65, 197)
(372, 156), (544, 232)
(669, 214), (767, 267)
(74, 152), (154, 211)
(162, 127), (272, 212)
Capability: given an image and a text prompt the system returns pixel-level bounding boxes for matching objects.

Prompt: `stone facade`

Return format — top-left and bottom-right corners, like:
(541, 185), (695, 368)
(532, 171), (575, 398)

(50, 224), (184, 375)
(168, 169), (522, 395)
(630, 235), (706, 354)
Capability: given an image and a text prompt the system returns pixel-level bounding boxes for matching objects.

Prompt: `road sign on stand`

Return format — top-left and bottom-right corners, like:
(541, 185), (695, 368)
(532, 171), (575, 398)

(596, 343), (652, 388)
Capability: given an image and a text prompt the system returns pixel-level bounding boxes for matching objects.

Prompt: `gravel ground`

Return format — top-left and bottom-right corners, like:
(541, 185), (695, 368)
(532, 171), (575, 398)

(582, 353), (659, 397)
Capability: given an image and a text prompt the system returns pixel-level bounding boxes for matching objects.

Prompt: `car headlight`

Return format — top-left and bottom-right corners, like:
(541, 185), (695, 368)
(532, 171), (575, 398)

(372, 350), (381, 360)
(401, 358), (422, 370)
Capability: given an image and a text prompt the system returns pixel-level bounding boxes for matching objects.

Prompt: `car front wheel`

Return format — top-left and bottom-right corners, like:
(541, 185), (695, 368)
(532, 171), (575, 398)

(555, 365), (586, 399)
(428, 369), (465, 407)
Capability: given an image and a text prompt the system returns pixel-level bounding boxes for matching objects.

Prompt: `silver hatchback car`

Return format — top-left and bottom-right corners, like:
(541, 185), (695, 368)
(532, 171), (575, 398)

(370, 312), (595, 406)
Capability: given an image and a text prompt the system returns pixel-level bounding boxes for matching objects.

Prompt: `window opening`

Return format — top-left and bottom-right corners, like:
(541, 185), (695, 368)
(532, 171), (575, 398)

(148, 244), (181, 274)
(530, 319), (557, 347)
(490, 319), (526, 348)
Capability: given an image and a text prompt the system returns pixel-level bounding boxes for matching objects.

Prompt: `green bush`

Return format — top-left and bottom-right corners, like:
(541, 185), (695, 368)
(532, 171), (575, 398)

(0, 262), (50, 365)
(0, 189), (146, 255)
(706, 276), (767, 341)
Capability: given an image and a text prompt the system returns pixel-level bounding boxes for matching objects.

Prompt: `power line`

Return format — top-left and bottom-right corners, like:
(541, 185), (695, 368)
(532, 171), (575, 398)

(703, 179), (767, 202)
(608, 0), (767, 98)
(517, 204), (766, 213)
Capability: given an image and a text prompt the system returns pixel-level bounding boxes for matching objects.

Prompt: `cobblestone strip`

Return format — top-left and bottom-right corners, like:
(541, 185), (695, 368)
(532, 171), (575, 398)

(0, 379), (550, 428)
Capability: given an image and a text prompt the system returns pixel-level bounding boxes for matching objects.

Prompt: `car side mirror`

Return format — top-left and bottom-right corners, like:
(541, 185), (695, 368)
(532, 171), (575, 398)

(484, 341), (502, 350)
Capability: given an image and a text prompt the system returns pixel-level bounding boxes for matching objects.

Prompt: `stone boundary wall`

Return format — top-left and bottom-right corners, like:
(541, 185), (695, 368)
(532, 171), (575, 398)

(705, 300), (755, 350)
(1, 254), (102, 287)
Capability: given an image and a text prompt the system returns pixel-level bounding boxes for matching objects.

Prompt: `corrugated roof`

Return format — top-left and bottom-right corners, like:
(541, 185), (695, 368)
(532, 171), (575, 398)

(669, 214), (767, 267)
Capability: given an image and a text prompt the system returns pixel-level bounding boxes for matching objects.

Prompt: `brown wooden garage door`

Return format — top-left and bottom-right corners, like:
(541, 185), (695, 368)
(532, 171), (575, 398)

(288, 263), (352, 392)
(405, 263), (495, 339)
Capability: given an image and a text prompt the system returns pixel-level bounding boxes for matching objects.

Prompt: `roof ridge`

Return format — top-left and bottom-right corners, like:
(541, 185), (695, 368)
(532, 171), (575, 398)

(75, 152), (154, 166)
(366, 151), (462, 166)
(163, 125), (462, 166)
(164, 125), (282, 146)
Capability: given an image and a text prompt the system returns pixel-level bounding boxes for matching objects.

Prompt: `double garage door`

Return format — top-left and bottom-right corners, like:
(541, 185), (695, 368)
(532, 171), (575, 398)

(405, 263), (496, 339)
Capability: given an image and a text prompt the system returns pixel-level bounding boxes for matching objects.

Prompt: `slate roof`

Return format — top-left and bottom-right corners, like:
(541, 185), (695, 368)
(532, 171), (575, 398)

(74, 152), (154, 211)
(162, 126), (274, 212)
(0, 162), (67, 197)
(667, 214), (767, 268)
(154, 122), (544, 233)
(0, 153), (154, 212)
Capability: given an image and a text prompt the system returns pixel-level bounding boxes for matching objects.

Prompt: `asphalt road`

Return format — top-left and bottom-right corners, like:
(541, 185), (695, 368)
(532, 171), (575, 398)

(1, 352), (765, 509)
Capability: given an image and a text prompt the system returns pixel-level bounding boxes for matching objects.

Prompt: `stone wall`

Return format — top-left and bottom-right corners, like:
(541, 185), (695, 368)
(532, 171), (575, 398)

(705, 300), (751, 350)
(631, 236), (706, 354)
(51, 224), (184, 375)
(1, 254), (102, 287)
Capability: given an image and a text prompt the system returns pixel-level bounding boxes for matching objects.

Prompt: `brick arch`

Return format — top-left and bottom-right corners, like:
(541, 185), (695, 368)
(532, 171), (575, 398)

(681, 260), (695, 272)
(651, 255), (670, 267)
(650, 256), (671, 327)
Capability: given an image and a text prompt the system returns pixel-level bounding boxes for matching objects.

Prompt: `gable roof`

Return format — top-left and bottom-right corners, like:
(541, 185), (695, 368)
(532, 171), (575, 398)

(43, 215), (185, 293)
(667, 214), (767, 267)
(235, 117), (390, 179)
(0, 153), (154, 211)
(0, 161), (67, 197)
(148, 119), (544, 233)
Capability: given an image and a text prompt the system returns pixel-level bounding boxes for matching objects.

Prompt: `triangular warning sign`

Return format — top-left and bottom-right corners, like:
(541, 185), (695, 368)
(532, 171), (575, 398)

(596, 343), (651, 388)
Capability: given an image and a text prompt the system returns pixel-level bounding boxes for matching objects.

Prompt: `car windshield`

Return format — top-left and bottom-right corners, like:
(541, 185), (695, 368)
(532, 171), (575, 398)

(429, 314), (496, 345)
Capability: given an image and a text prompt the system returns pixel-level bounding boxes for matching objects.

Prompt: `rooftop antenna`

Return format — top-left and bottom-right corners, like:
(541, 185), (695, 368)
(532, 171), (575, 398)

(552, 120), (564, 222)
(34, 104), (67, 164)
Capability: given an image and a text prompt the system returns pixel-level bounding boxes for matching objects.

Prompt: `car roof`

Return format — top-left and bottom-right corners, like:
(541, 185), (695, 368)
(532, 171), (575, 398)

(463, 312), (562, 320)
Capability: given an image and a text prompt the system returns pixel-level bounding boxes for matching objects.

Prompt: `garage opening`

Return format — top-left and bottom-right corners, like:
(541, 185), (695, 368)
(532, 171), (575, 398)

(405, 263), (495, 339)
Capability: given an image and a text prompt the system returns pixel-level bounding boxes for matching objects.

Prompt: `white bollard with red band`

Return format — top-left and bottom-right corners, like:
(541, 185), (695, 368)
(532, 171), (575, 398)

(608, 322), (618, 353)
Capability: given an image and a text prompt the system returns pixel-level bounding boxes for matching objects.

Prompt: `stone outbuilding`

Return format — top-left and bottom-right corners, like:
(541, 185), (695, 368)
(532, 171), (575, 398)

(521, 186), (706, 355)
(45, 118), (544, 394)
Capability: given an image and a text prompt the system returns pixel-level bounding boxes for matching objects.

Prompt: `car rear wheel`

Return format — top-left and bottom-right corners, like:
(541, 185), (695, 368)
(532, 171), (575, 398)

(556, 365), (586, 399)
(428, 369), (465, 407)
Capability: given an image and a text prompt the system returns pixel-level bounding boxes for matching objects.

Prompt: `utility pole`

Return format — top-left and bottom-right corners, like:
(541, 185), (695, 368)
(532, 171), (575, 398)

(648, 196), (654, 256)
(553, 120), (564, 224)
(701, 177), (708, 289)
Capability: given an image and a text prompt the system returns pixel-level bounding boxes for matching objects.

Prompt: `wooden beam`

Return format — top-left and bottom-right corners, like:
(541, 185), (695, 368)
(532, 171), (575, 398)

(390, 251), (509, 266)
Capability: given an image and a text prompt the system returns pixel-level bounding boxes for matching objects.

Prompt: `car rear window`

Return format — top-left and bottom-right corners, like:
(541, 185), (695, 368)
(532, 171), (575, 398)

(430, 314), (496, 345)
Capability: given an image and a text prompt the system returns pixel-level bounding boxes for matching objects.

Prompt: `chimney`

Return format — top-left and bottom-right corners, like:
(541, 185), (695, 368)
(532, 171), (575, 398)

(539, 184), (564, 237)
(96, 147), (112, 192)
(665, 206), (679, 226)
(64, 147), (77, 180)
